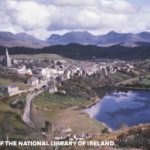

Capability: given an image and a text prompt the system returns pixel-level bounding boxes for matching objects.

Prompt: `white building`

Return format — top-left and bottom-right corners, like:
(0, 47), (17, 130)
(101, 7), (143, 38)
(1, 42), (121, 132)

(13, 65), (32, 75)
(0, 85), (19, 96)
(48, 80), (58, 93)
(27, 77), (39, 86)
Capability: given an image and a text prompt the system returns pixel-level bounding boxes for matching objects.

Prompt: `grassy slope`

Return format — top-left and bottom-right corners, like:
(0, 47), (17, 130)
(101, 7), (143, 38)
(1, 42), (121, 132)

(139, 77), (150, 85)
(0, 94), (28, 140)
(0, 77), (13, 85)
(0, 76), (29, 90)
(33, 92), (105, 134)
(34, 92), (92, 109)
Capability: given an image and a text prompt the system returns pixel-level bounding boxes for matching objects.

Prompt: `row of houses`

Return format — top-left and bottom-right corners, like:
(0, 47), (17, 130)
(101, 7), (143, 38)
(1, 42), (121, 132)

(26, 61), (135, 88)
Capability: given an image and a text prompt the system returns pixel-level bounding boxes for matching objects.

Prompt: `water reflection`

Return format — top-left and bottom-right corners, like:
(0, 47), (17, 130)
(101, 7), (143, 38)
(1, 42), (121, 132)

(85, 90), (150, 130)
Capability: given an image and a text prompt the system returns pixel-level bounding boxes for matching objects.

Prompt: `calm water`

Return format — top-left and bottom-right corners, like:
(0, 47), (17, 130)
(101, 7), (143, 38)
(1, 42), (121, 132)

(85, 90), (150, 130)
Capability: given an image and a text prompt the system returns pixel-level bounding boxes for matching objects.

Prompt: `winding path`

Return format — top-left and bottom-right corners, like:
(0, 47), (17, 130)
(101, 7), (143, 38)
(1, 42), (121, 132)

(22, 90), (44, 126)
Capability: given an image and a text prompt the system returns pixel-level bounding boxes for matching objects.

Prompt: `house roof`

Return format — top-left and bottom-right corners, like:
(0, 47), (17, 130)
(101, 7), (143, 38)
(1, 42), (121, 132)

(0, 85), (17, 88)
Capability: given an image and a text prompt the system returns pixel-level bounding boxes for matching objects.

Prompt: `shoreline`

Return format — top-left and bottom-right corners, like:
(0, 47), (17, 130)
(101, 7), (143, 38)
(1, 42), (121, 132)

(85, 96), (101, 109)
(115, 85), (150, 91)
(83, 96), (113, 132)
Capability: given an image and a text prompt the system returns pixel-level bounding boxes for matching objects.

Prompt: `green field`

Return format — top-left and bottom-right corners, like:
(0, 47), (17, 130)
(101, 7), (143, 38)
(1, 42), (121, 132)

(34, 92), (92, 110)
(0, 94), (29, 141)
(33, 92), (93, 124)
(0, 77), (29, 90)
(33, 92), (105, 134)
(113, 72), (133, 81)
(0, 77), (12, 85)
(139, 78), (150, 85)
(12, 54), (72, 62)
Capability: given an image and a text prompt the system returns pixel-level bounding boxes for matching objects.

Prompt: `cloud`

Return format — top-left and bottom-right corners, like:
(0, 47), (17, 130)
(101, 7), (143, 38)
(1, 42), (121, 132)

(47, 0), (135, 31)
(51, 0), (134, 13)
(0, 0), (149, 39)
(6, 0), (53, 29)
(84, 101), (101, 118)
(110, 91), (137, 102)
(51, 0), (96, 6)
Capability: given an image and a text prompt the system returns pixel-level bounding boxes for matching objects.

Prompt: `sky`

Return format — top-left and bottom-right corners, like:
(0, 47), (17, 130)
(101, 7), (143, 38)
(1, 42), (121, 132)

(0, 0), (150, 39)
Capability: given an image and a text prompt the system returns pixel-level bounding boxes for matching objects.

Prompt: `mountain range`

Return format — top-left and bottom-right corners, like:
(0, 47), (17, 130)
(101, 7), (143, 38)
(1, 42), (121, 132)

(47, 31), (150, 46)
(0, 32), (48, 48)
(0, 31), (150, 48)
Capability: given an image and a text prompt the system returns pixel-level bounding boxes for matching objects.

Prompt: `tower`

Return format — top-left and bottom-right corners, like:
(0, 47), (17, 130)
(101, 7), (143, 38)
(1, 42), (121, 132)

(5, 48), (12, 67)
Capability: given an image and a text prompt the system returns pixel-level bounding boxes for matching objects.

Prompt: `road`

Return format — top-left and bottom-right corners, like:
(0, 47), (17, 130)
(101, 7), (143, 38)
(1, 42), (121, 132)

(22, 80), (55, 126)
(22, 90), (44, 126)
(115, 77), (139, 86)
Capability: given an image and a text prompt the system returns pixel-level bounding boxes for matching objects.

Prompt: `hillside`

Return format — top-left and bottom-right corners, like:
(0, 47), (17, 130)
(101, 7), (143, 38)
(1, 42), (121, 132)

(0, 43), (150, 60)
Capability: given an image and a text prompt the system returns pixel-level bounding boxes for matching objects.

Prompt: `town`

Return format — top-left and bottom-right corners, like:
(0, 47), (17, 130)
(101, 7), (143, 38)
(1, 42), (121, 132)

(0, 48), (135, 97)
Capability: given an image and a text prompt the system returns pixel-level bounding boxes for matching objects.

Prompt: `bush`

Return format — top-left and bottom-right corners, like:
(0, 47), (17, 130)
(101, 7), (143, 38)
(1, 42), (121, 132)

(101, 127), (109, 134)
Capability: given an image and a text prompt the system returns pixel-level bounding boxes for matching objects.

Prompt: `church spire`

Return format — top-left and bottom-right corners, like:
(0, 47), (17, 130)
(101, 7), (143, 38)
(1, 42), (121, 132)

(5, 48), (12, 67)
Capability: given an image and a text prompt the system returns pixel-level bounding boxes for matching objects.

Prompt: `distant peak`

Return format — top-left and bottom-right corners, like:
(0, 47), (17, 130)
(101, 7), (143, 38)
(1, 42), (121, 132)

(107, 31), (119, 35)
(64, 31), (92, 35)
(49, 34), (61, 40)
(138, 31), (150, 35)
(139, 31), (150, 34)
(16, 33), (28, 35)
(0, 31), (14, 35)
(50, 34), (60, 37)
